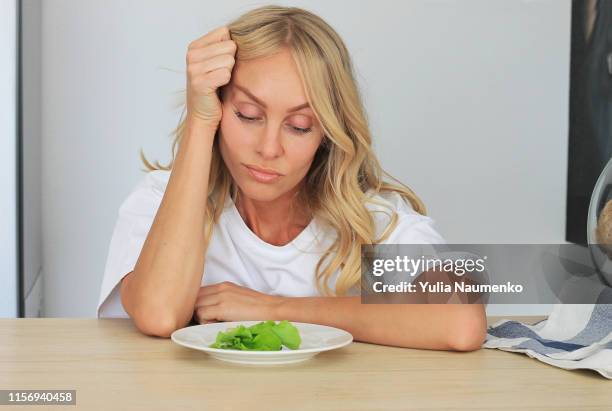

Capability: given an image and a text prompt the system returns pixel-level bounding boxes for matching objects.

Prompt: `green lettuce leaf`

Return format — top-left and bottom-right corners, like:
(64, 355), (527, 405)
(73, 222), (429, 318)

(208, 321), (302, 351)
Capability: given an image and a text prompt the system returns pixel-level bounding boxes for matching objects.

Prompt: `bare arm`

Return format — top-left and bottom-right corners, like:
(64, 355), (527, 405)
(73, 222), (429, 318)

(275, 296), (487, 351)
(276, 269), (488, 350)
(194, 270), (488, 350)
(120, 118), (217, 337)
(119, 26), (236, 338)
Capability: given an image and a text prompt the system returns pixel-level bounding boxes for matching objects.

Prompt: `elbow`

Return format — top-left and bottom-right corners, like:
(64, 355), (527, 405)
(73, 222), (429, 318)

(132, 314), (178, 338)
(129, 302), (188, 338)
(447, 305), (488, 352)
(120, 275), (179, 338)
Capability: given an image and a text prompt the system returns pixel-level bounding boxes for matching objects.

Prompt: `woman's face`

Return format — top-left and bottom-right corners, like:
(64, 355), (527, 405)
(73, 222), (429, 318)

(218, 48), (325, 203)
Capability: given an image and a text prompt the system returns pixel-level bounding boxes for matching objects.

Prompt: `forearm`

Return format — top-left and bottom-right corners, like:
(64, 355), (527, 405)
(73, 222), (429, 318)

(275, 296), (487, 351)
(122, 118), (217, 335)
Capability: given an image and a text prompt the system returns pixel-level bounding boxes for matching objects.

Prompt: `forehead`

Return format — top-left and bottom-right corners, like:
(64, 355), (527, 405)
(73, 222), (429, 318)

(229, 49), (309, 107)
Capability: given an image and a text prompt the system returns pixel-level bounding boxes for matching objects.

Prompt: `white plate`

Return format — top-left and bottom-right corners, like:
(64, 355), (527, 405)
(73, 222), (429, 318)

(171, 321), (353, 365)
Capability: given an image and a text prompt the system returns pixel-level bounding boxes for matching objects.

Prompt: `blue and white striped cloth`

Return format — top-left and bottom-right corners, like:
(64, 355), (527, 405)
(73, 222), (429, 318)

(483, 302), (612, 379)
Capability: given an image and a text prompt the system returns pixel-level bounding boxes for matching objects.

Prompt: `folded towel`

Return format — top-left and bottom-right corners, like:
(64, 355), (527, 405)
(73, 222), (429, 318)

(483, 301), (612, 379)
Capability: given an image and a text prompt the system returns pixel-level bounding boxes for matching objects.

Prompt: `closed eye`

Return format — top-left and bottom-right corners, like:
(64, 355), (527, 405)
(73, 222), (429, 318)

(234, 110), (258, 122)
(233, 110), (312, 134)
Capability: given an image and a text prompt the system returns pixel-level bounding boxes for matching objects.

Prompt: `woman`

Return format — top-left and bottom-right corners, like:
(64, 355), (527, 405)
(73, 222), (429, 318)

(97, 5), (487, 350)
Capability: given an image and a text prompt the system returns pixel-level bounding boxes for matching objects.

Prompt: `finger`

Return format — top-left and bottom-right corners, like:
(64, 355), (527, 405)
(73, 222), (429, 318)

(197, 283), (227, 298)
(195, 305), (223, 323)
(186, 40), (236, 64)
(210, 67), (232, 89)
(194, 292), (222, 309)
(188, 26), (231, 50)
(188, 54), (235, 76)
(189, 68), (232, 95)
(200, 319), (220, 324)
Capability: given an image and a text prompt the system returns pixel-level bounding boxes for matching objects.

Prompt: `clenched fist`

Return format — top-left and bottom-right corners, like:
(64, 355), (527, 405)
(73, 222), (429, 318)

(185, 26), (237, 127)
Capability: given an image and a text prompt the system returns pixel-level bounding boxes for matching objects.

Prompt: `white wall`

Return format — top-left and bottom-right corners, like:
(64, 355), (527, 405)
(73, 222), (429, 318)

(1, 0), (18, 317)
(40, 0), (571, 317)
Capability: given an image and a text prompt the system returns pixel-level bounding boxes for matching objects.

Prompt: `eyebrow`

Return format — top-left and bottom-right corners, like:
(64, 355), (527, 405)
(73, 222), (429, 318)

(233, 84), (311, 113)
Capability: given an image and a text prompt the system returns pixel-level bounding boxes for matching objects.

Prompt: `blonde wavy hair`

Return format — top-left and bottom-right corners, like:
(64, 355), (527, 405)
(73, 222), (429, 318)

(141, 5), (427, 296)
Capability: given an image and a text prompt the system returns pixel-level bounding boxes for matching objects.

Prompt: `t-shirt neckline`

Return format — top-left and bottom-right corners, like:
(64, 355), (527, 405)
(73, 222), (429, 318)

(226, 195), (317, 251)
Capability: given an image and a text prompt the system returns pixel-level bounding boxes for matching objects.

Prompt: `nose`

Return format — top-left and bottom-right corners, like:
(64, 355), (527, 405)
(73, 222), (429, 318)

(255, 123), (284, 159)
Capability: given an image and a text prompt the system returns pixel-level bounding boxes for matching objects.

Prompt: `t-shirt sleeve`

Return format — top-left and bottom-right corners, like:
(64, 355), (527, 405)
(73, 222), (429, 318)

(381, 214), (446, 245)
(354, 193), (447, 295)
(96, 170), (169, 318)
(349, 192), (447, 297)
(376, 191), (446, 245)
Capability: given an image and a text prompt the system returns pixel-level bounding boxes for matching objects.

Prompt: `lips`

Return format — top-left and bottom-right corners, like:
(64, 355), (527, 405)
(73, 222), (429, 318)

(244, 164), (283, 183)
(244, 164), (282, 176)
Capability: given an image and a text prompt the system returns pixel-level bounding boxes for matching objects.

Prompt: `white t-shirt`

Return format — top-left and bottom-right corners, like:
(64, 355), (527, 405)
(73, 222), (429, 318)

(97, 170), (446, 318)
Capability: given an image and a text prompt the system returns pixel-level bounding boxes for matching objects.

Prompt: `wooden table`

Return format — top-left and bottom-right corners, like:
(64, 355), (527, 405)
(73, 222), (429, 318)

(0, 316), (610, 410)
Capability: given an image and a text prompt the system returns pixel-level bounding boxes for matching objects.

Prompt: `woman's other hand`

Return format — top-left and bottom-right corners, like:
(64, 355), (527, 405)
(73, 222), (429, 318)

(193, 281), (285, 324)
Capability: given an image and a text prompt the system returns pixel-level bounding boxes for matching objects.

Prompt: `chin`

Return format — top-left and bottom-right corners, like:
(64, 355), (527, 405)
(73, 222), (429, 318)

(235, 180), (285, 202)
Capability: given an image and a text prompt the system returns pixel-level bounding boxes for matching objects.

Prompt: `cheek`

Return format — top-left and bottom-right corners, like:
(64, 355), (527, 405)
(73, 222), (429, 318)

(284, 139), (322, 173)
(219, 113), (249, 155)
(220, 106), (237, 143)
